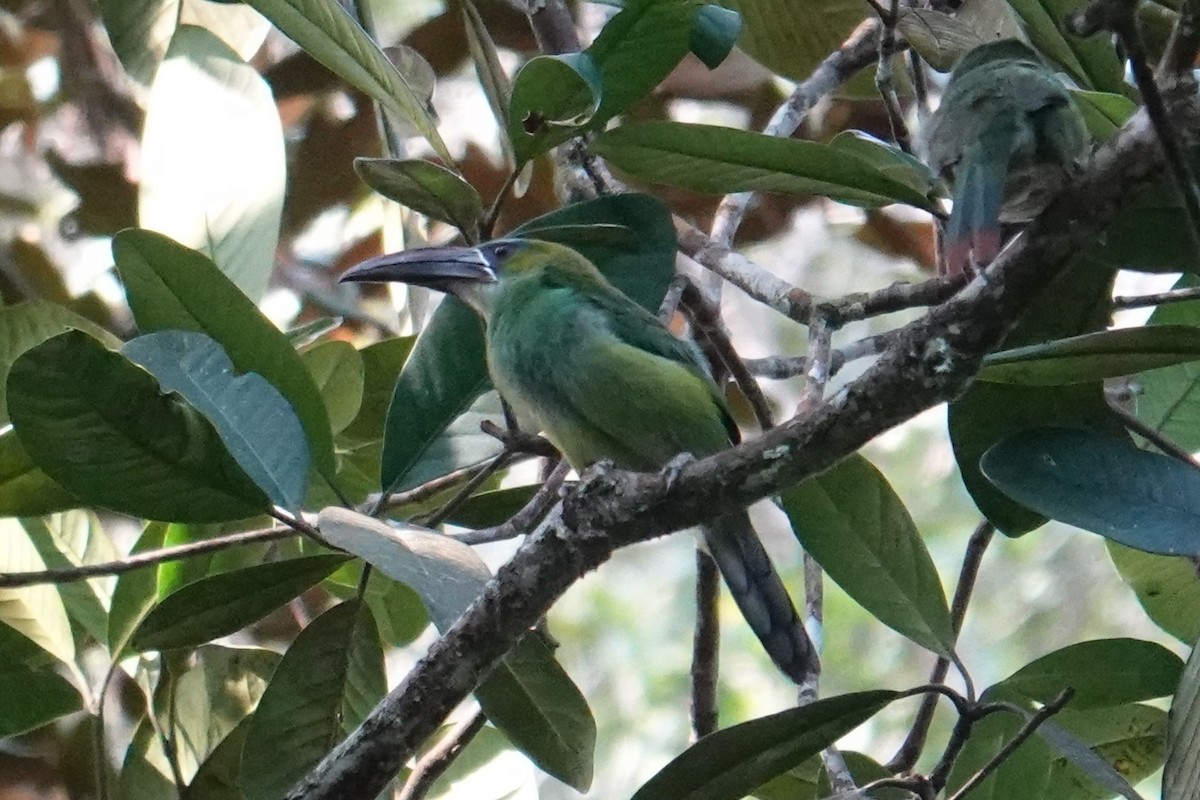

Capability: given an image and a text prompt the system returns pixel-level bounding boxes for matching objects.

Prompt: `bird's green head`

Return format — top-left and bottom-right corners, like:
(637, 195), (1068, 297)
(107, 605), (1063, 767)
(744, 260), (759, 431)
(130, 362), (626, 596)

(338, 238), (598, 317)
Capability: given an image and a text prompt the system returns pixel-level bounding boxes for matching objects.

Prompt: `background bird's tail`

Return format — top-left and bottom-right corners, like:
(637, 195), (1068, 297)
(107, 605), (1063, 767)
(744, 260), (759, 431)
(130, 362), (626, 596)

(944, 119), (1019, 276)
(702, 510), (817, 684)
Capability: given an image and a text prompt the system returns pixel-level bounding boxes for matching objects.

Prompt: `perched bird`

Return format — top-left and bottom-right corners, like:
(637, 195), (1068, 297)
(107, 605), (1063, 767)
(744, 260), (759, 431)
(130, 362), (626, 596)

(340, 238), (817, 684)
(920, 38), (1090, 275)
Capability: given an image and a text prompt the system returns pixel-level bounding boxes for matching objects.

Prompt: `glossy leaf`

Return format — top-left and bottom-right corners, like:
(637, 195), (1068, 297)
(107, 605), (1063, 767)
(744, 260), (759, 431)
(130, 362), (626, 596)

(379, 193), (676, 494)
(241, 0), (452, 163)
(139, 24), (284, 302)
(781, 454), (954, 657)
(114, 229), (335, 474)
(982, 427), (1200, 555)
(354, 158), (484, 242)
(240, 601), (384, 800)
(319, 508), (596, 790)
(717, 0), (866, 80)
(0, 430), (78, 517)
(7, 331), (269, 522)
(0, 300), (119, 426)
(1166, 639), (1200, 800)
(979, 326), (1200, 385)
(131, 554), (348, 651)
(690, 4), (742, 68)
(987, 639), (1183, 709)
(124, 330), (310, 511)
(1108, 542), (1200, 644)
(0, 519), (74, 664)
(630, 691), (899, 800)
(594, 121), (937, 210)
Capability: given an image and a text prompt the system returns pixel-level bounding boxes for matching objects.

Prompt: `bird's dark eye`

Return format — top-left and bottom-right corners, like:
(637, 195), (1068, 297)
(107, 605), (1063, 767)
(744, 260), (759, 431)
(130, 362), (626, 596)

(492, 244), (510, 259)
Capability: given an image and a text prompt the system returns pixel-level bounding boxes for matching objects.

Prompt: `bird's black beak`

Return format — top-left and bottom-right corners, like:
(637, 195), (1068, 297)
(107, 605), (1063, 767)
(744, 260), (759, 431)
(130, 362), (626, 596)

(338, 246), (497, 289)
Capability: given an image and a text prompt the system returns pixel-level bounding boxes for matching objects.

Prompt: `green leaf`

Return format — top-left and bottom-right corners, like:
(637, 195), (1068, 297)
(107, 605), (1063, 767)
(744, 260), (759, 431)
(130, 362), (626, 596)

(1166, 639), (1200, 800)
(828, 130), (940, 197)
(509, 52), (604, 164)
(0, 519), (75, 664)
(987, 638), (1184, 709)
(239, 601), (383, 800)
(339, 336), (415, 445)
(240, 0), (452, 163)
(1137, 276), (1200, 451)
(21, 511), (116, 643)
(109, 523), (169, 655)
(593, 121), (938, 210)
(132, 554), (348, 651)
(139, 24), (283, 302)
(716, 0), (867, 81)
(379, 193), (676, 493)
(1035, 717), (1148, 800)
(319, 508), (596, 790)
(183, 715), (252, 800)
(780, 454), (954, 657)
(7, 330), (270, 522)
(1072, 90), (1138, 140)
(631, 691), (899, 800)
(353, 158), (484, 242)
(1006, 0), (1125, 93)
(1108, 542), (1200, 643)
(0, 659), (83, 738)
(445, 485), (539, 528)
(0, 429), (78, 517)
(979, 326), (1200, 385)
(114, 228), (336, 475)
(461, 0), (515, 168)
(690, 4), (742, 68)
(301, 340), (364, 436)
(982, 427), (1200, 555)
(123, 330), (310, 512)
(0, 299), (119, 426)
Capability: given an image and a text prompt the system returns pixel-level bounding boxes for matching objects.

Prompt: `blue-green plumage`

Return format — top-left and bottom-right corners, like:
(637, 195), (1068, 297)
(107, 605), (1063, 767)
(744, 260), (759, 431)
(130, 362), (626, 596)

(341, 238), (816, 684)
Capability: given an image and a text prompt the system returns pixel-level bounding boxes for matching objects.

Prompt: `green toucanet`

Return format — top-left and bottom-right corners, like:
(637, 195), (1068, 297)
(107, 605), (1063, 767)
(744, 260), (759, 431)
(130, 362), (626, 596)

(340, 238), (817, 684)
(919, 38), (1090, 275)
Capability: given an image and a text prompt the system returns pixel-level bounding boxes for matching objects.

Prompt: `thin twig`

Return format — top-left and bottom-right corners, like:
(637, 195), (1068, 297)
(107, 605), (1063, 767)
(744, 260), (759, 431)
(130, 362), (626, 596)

(396, 710), (488, 800)
(943, 690), (1075, 800)
(375, 455), (536, 515)
(1112, 284), (1200, 309)
(690, 549), (721, 738)
(419, 451), (518, 529)
(873, 0), (914, 153)
(481, 167), (521, 241)
(454, 461), (570, 545)
(658, 275), (690, 324)
(1109, 401), (1200, 467)
(0, 526), (298, 588)
(889, 522), (994, 772)
(526, 0), (581, 54)
(797, 313), (835, 415)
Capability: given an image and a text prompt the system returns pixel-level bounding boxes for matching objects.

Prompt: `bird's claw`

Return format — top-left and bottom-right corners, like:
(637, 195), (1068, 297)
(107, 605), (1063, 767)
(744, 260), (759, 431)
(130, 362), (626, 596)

(662, 452), (697, 491)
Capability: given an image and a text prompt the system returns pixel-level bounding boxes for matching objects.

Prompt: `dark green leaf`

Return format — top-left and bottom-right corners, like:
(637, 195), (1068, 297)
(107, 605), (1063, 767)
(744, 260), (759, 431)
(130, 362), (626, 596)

(114, 229), (335, 474)
(380, 193), (676, 493)
(690, 5), (741, 68)
(1006, 0), (1125, 93)
(319, 508), (596, 790)
(0, 299), (119, 426)
(594, 121), (937, 210)
(1165, 639), (1200, 800)
(0, 430), (78, 517)
(987, 638), (1183, 709)
(8, 331), (269, 522)
(300, 340), (364, 436)
(982, 427), (1200, 555)
(353, 158), (484, 242)
(239, 601), (382, 800)
(183, 716), (251, 800)
(0, 659), (83, 737)
(1138, 276), (1200, 451)
(139, 24), (283, 302)
(240, 0), (452, 162)
(445, 485), (539, 528)
(631, 691), (899, 800)
(781, 454), (954, 656)
(132, 555), (348, 650)
(339, 336), (414, 446)
(979, 326), (1200, 385)
(123, 330), (310, 512)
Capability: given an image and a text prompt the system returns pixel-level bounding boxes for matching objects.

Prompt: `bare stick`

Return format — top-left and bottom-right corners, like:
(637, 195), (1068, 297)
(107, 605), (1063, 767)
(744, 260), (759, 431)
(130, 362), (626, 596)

(455, 460), (570, 545)
(396, 710), (488, 800)
(691, 550), (721, 738)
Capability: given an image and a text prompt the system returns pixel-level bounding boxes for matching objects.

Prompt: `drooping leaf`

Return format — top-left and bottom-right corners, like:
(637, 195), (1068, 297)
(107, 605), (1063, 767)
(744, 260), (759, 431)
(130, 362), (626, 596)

(1035, 717), (1148, 800)
(0, 300), (119, 426)
(781, 454), (954, 657)
(319, 508), (596, 790)
(690, 4), (742, 68)
(108, 523), (168, 656)
(240, 0), (452, 163)
(379, 193), (676, 494)
(979, 326), (1200, 385)
(20, 511), (116, 643)
(114, 228), (335, 475)
(354, 158), (484, 242)
(594, 121), (938, 210)
(461, 0), (513, 170)
(239, 601), (384, 800)
(183, 715), (252, 800)
(139, 24), (284, 302)
(7, 331), (270, 522)
(0, 519), (74, 664)
(131, 555), (348, 651)
(1072, 90), (1138, 140)
(982, 427), (1200, 555)
(1165, 638), (1200, 800)
(339, 336), (415, 446)
(123, 330), (310, 512)
(987, 639), (1184, 709)
(0, 430), (78, 517)
(300, 340), (364, 436)
(631, 691), (899, 800)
